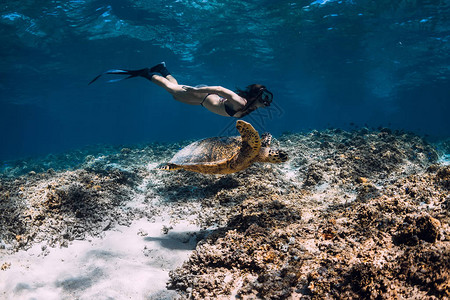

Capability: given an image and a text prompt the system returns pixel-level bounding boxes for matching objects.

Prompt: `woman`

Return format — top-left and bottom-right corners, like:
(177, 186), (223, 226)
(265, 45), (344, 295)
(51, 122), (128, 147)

(89, 62), (273, 118)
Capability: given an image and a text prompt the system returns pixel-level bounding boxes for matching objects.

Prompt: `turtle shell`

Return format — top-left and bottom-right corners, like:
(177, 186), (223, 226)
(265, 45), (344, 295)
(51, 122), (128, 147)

(169, 136), (242, 165)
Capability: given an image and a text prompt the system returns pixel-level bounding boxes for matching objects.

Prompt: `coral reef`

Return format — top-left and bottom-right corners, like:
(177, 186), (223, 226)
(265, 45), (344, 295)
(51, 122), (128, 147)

(0, 128), (448, 299)
(167, 129), (448, 299)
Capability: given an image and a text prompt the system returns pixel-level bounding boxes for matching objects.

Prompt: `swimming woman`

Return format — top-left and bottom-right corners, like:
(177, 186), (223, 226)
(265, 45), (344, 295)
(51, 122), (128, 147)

(89, 62), (273, 118)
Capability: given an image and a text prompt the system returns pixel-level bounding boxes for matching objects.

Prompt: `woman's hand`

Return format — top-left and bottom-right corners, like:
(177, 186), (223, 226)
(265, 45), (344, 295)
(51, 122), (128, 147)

(182, 85), (198, 92)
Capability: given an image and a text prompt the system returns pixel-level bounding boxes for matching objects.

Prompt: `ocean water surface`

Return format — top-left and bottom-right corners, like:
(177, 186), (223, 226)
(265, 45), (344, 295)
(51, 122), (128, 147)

(1, 0), (449, 161)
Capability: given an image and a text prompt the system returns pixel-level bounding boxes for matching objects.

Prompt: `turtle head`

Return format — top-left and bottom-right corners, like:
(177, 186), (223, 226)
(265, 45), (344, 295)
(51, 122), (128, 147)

(258, 148), (288, 163)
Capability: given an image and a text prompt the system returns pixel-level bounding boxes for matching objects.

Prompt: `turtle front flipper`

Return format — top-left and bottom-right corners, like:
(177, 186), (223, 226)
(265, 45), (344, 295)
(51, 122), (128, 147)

(256, 148), (289, 163)
(236, 120), (261, 154)
(229, 120), (261, 171)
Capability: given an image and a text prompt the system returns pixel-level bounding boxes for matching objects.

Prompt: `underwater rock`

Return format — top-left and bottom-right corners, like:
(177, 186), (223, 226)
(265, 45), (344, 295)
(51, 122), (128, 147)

(0, 168), (136, 252)
(303, 163), (324, 187)
(394, 213), (441, 245)
(436, 165), (450, 189)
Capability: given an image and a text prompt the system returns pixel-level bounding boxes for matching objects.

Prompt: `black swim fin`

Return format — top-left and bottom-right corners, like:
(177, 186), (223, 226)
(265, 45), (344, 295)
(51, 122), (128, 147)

(88, 68), (153, 85)
(149, 62), (171, 77)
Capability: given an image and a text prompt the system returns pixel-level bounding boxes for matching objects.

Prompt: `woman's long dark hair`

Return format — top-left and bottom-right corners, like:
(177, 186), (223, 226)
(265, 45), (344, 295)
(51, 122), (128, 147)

(235, 84), (268, 117)
(236, 84), (266, 102)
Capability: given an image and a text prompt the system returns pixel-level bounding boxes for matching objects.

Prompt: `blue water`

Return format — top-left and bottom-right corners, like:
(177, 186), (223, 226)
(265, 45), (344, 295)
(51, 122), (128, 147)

(1, 0), (449, 161)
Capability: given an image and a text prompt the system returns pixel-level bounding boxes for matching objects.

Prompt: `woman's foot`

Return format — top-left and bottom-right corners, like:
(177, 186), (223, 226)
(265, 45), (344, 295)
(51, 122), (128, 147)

(150, 62), (165, 72)
(150, 62), (170, 77)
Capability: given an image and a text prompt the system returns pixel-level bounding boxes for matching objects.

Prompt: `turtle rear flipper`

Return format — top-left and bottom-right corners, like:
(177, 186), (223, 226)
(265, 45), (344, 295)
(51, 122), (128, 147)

(181, 160), (235, 174)
(159, 163), (182, 171)
(160, 161), (234, 174)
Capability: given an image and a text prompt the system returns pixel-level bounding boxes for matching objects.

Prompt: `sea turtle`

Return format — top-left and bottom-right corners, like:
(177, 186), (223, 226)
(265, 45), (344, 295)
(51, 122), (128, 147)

(160, 120), (288, 174)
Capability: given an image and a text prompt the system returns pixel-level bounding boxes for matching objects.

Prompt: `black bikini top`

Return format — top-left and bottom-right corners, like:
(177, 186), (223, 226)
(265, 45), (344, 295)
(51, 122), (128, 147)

(224, 102), (239, 117)
(202, 93), (239, 117)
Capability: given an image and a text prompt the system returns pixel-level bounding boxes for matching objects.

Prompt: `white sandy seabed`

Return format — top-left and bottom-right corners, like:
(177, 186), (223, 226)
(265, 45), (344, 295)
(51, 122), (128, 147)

(0, 216), (199, 300)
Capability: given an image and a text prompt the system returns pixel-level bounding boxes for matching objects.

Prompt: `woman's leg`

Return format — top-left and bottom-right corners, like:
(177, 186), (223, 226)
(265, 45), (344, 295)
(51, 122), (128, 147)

(150, 74), (181, 93)
(150, 74), (204, 105)
(165, 74), (178, 84)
